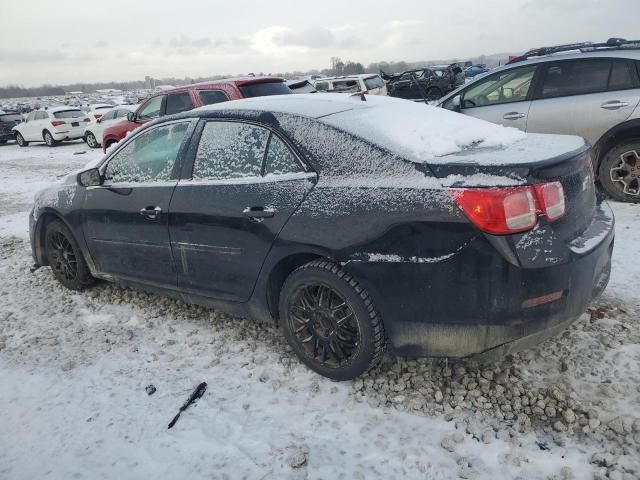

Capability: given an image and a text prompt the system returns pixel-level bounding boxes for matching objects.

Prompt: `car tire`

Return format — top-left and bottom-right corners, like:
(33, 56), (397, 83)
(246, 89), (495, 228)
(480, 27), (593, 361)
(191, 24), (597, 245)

(598, 140), (640, 203)
(16, 132), (28, 147)
(279, 259), (385, 380)
(45, 220), (94, 291)
(43, 130), (58, 147)
(85, 131), (99, 148)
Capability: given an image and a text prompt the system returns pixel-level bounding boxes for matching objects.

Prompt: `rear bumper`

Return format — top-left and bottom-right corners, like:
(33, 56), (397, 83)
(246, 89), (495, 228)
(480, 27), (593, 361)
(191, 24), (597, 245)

(344, 201), (614, 358)
(0, 131), (15, 141)
(52, 129), (84, 141)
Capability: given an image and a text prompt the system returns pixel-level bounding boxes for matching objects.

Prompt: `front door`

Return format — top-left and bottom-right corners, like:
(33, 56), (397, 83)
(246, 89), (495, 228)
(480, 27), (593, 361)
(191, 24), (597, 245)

(81, 120), (193, 287)
(169, 120), (316, 302)
(458, 64), (537, 131)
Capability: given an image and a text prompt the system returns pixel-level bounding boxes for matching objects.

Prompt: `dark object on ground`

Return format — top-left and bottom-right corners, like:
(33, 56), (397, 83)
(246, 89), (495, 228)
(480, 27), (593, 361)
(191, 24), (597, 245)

(145, 384), (156, 396)
(536, 441), (551, 451)
(167, 382), (207, 429)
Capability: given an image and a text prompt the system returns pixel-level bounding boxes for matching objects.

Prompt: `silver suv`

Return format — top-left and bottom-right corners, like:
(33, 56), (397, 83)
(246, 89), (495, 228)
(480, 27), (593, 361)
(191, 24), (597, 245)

(438, 39), (640, 202)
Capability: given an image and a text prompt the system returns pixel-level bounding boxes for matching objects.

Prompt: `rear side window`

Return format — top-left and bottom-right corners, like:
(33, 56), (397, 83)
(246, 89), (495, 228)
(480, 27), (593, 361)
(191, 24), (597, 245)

(609, 61), (634, 91)
(165, 93), (194, 115)
(53, 110), (84, 119)
(199, 90), (229, 105)
(193, 122), (269, 180)
(100, 110), (117, 121)
(239, 81), (290, 98)
(116, 109), (130, 118)
(0, 114), (22, 122)
(105, 122), (189, 183)
(36, 111), (48, 120)
(540, 61), (611, 98)
(315, 82), (329, 92)
(265, 135), (304, 175)
(364, 76), (384, 90)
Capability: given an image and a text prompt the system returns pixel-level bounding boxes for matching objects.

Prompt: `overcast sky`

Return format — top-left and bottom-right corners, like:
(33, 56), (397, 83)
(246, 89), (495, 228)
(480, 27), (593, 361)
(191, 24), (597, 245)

(0, 0), (638, 87)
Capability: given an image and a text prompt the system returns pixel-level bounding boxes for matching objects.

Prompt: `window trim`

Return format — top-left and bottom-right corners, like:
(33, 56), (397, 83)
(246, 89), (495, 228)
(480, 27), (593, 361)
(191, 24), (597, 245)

(182, 118), (312, 183)
(459, 64), (539, 109)
(97, 118), (197, 184)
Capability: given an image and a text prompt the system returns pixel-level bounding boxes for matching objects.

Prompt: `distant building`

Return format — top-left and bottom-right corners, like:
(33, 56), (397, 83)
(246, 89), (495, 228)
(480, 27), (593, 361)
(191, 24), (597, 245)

(66, 91), (83, 95)
(145, 76), (156, 89)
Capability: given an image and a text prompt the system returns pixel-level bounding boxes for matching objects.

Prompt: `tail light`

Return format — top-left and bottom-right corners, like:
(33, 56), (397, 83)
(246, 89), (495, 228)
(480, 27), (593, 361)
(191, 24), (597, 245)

(534, 182), (565, 221)
(51, 120), (65, 127)
(451, 182), (566, 235)
(94, 114), (102, 120)
(83, 117), (91, 122)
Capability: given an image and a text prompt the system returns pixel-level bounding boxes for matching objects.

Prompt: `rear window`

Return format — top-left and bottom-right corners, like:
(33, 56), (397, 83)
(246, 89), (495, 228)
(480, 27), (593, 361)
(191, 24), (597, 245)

(364, 76), (384, 90)
(199, 90), (229, 105)
(0, 114), (22, 122)
(53, 110), (84, 119)
(239, 81), (290, 98)
(95, 105), (113, 111)
(331, 80), (360, 93)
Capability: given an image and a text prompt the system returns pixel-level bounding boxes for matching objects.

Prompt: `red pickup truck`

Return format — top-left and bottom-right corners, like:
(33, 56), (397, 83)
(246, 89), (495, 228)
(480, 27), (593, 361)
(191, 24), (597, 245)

(102, 76), (289, 151)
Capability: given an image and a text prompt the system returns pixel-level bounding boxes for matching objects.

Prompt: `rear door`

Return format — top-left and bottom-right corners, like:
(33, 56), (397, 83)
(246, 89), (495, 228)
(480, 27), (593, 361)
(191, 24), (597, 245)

(169, 120), (316, 301)
(526, 59), (640, 144)
(81, 120), (193, 287)
(164, 91), (195, 116)
(457, 65), (537, 130)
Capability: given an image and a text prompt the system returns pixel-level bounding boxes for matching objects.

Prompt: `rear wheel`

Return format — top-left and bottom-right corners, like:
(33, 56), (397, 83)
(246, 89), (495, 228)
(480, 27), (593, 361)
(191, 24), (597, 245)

(85, 131), (99, 148)
(45, 220), (94, 290)
(279, 259), (385, 380)
(43, 130), (58, 147)
(598, 140), (640, 203)
(16, 132), (28, 147)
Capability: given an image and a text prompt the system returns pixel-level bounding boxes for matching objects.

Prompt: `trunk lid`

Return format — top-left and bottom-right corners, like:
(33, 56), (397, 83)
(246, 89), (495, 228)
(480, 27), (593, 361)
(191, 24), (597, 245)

(429, 133), (595, 248)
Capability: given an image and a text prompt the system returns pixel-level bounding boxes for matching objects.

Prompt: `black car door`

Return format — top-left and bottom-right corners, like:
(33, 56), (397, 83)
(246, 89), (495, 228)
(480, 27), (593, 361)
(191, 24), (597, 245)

(81, 120), (194, 287)
(169, 120), (316, 302)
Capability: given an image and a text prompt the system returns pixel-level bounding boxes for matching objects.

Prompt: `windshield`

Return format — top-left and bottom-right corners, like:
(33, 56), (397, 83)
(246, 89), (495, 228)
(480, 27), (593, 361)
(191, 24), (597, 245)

(239, 81), (291, 98)
(53, 110), (84, 119)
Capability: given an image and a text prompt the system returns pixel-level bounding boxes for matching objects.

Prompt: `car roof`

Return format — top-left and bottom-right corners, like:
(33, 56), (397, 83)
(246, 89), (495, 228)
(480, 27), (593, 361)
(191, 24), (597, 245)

(315, 74), (380, 81)
(146, 76), (286, 97)
(195, 92), (370, 119)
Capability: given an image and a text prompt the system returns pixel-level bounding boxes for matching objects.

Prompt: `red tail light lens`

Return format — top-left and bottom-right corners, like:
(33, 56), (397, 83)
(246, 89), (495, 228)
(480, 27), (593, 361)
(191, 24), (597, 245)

(452, 187), (538, 235)
(83, 117), (91, 122)
(535, 181), (565, 221)
(94, 114), (102, 120)
(51, 120), (65, 127)
(452, 182), (566, 235)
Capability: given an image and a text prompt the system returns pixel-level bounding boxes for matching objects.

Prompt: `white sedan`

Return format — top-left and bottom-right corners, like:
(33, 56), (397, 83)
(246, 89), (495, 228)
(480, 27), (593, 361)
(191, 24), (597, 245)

(83, 105), (137, 148)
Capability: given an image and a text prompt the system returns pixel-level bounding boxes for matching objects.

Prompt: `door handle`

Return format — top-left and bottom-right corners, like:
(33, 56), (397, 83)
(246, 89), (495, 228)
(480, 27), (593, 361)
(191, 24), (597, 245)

(601, 101), (629, 110)
(503, 112), (525, 120)
(140, 206), (162, 220)
(243, 206), (275, 223)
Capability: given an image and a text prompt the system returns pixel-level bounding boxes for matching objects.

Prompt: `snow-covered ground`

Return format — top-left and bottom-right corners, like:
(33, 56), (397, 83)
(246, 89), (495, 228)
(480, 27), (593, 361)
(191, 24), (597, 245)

(0, 142), (638, 480)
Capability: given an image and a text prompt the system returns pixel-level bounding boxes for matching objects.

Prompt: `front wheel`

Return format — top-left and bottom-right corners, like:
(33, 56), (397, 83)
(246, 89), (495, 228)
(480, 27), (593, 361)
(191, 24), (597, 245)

(279, 260), (385, 380)
(85, 131), (99, 148)
(45, 220), (94, 290)
(43, 130), (58, 147)
(598, 140), (640, 203)
(16, 132), (28, 147)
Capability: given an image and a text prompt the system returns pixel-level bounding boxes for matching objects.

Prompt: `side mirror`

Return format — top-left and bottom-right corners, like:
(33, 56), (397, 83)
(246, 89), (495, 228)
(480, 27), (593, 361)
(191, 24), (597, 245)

(126, 111), (136, 122)
(77, 168), (102, 187)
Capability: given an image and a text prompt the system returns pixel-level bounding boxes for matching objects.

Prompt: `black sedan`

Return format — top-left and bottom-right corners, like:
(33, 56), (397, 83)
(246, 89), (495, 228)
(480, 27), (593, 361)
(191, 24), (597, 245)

(30, 94), (614, 380)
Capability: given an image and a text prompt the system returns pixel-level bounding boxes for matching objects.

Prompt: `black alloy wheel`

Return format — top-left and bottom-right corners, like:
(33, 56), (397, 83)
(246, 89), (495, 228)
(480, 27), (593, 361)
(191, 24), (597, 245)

(45, 220), (94, 290)
(280, 260), (385, 380)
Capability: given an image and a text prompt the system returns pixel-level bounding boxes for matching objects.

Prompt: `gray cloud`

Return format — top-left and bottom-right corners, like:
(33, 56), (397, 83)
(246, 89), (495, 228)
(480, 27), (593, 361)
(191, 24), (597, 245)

(168, 35), (212, 49)
(94, 40), (108, 48)
(274, 27), (336, 49)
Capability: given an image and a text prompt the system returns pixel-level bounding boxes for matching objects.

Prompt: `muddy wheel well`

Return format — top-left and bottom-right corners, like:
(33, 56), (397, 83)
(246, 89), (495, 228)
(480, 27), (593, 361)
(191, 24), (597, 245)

(34, 212), (62, 265)
(266, 253), (323, 324)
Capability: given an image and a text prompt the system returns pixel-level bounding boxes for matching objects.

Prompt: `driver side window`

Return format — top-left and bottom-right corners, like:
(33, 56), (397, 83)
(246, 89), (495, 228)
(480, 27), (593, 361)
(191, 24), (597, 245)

(137, 96), (164, 120)
(461, 66), (536, 108)
(104, 122), (190, 184)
